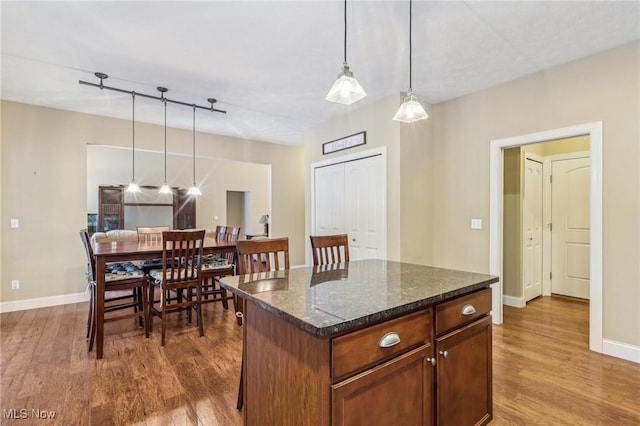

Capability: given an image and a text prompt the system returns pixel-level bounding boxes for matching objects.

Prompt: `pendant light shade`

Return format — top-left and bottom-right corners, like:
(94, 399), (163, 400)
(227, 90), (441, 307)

(326, 0), (366, 105)
(126, 92), (141, 193)
(393, 0), (429, 123)
(158, 87), (172, 194)
(393, 91), (429, 123)
(187, 105), (201, 196)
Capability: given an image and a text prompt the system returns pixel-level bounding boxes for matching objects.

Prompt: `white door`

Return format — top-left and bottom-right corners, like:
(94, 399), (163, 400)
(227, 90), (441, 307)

(551, 157), (590, 299)
(313, 153), (386, 261)
(523, 157), (543, 302)
(314, 163), (345, 235)
(344, 155), (386, 260)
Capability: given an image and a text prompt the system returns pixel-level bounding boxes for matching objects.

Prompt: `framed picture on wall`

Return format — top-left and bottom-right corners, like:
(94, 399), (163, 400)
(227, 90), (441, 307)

(323, 131), (366, 155)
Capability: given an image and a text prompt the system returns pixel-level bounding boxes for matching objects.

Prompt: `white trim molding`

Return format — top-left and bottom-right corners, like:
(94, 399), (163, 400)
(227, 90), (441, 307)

(0, 291), (89, 314)
(503, 295), (526, 308)
(490, 121), (603, 354)
(602, 339), (640, 364)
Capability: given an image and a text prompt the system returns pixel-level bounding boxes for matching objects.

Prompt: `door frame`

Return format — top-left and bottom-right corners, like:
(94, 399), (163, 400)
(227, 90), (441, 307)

(310, 146), (388, 265)
(489, 121), (603, 354)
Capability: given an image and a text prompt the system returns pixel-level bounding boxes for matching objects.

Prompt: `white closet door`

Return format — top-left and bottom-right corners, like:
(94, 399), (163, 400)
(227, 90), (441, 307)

(314, 163), (345, 235)
(344, 155), (386, 261)
(313, 154), (386, 262)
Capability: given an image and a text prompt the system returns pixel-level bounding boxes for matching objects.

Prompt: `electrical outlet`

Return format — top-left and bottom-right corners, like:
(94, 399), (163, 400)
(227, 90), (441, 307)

(10, 219), (19, 228)
(471, 219), (482, 230)
(11, 280), (20, 290)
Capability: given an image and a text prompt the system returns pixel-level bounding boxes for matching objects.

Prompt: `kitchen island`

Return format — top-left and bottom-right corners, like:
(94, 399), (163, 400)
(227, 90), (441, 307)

(220, 259), (499, 426)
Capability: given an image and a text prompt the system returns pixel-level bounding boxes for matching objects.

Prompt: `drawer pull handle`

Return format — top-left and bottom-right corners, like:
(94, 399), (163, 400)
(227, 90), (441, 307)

(461, 304), (476, 316)
(378, 332), (401, 348)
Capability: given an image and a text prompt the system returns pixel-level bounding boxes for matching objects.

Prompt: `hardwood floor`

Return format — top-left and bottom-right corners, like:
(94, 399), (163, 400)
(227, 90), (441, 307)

(1, 296), (638, 425)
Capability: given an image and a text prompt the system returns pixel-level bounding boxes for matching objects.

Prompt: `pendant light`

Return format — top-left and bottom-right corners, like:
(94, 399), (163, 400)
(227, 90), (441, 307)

(158, 87), (172, 194)
(325, 0), (366, 105)
(187, 105), (201, 196)
(126, 92), (141, 192)
(393, 0), (429, 123)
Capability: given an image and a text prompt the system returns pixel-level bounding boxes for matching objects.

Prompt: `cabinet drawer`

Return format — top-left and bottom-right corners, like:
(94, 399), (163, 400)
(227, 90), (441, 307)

(331, 308), (432, 381)
(435, 288), (491, 336)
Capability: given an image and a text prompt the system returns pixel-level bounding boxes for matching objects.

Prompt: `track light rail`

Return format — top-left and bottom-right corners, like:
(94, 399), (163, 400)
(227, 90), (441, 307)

(79, 72), (226, 114)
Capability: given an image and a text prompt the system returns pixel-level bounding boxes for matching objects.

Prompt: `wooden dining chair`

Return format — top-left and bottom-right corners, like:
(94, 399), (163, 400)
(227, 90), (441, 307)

(148, 229), (206, 346)
(137, 225), (170, 243)
(214, 225), (227, 238)
(201, 226), (241, 310)
(80, 230), (149, 354)
(234, 237), (290, 410)
(310, 234), (350, 266)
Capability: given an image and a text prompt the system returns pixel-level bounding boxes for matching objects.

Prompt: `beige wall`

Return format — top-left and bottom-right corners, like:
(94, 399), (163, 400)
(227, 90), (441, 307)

(303, 95), (413, 262)
(0, 101), (305, 302)
(304, 40), (640, 347)
(431, 41), (639, 345)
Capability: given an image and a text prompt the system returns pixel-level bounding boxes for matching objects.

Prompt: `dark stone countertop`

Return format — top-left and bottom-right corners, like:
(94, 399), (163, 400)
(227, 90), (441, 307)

(219, 259), (498, 337)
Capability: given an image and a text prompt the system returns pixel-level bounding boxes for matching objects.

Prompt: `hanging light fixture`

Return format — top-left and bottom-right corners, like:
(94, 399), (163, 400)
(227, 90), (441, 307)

(325, 0), (366, 105)
(187, 105), (202, 196)
(393, 0), (429, 123)
(158, 87), (172, 194)
(126, 92), (141, 192)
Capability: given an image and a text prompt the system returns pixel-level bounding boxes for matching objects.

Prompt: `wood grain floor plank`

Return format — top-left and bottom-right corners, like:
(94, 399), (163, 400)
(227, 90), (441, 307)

(2, 295), (638, 424)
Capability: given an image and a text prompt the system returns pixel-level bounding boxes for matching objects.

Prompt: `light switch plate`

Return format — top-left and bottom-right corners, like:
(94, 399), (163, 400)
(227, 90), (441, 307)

(471, 219), (482, 230)
(10, 219), (19, 228)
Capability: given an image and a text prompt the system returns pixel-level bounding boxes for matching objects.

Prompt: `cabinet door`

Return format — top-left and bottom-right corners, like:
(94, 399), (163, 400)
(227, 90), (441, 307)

(332, 345), (433, 426)
(98, 186), (123, 231)
(436, 315), (492, 426)
(174, 189), (196, 229)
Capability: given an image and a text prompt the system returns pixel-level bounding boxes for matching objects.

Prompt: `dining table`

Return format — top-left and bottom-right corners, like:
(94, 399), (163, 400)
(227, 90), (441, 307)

(92, 233), (237, 359)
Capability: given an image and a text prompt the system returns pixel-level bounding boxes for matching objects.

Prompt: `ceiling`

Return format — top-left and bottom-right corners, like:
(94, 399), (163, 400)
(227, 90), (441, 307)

(2, 1), (639, 146)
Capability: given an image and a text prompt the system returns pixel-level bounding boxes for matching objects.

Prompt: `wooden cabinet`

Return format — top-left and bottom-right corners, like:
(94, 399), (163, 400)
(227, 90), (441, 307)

(331, 309), (433, 426)
(435, 288), (493, 426)
(97, 186), (196, 231)
(98, 186), (124, 231)
(332, 345), (433, 426)
(241, 287), (492, 426)
(174, 188), (196, 229)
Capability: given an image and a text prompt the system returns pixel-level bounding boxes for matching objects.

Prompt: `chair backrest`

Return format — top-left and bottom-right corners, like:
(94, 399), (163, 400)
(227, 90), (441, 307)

(138, 226), (170, 243)
(214, 225), (227, 238)
(79, 229), (96, 282)
(236, 237), (290, 275)
(160, 230), (206, 285)
(226, 226), (241, 237)
(310, 234), (350, 266)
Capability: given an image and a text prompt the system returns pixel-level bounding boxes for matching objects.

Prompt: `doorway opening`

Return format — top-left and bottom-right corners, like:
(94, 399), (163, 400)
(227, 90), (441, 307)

(489, 122), (603, 354)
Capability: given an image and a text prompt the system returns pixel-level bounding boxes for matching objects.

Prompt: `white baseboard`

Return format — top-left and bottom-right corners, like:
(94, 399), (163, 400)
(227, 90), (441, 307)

(503, 295), (526, 308)
(602, 339), (640, 364)
(0, 291), (89, 314)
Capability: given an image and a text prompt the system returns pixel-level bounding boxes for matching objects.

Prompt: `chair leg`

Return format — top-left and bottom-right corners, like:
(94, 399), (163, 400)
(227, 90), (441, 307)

(161, 288), (167, 347)
(148, 283), (155, 333)
(141, 283), (149, 339)
(86, 284), (94, 339)
(196, 286), (204, 338)
(87, 286), (96, 352)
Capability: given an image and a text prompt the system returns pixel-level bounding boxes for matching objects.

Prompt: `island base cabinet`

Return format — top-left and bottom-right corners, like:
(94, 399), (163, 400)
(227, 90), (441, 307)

(435, 315), (492, 426)
(332, 345), (434, 426)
